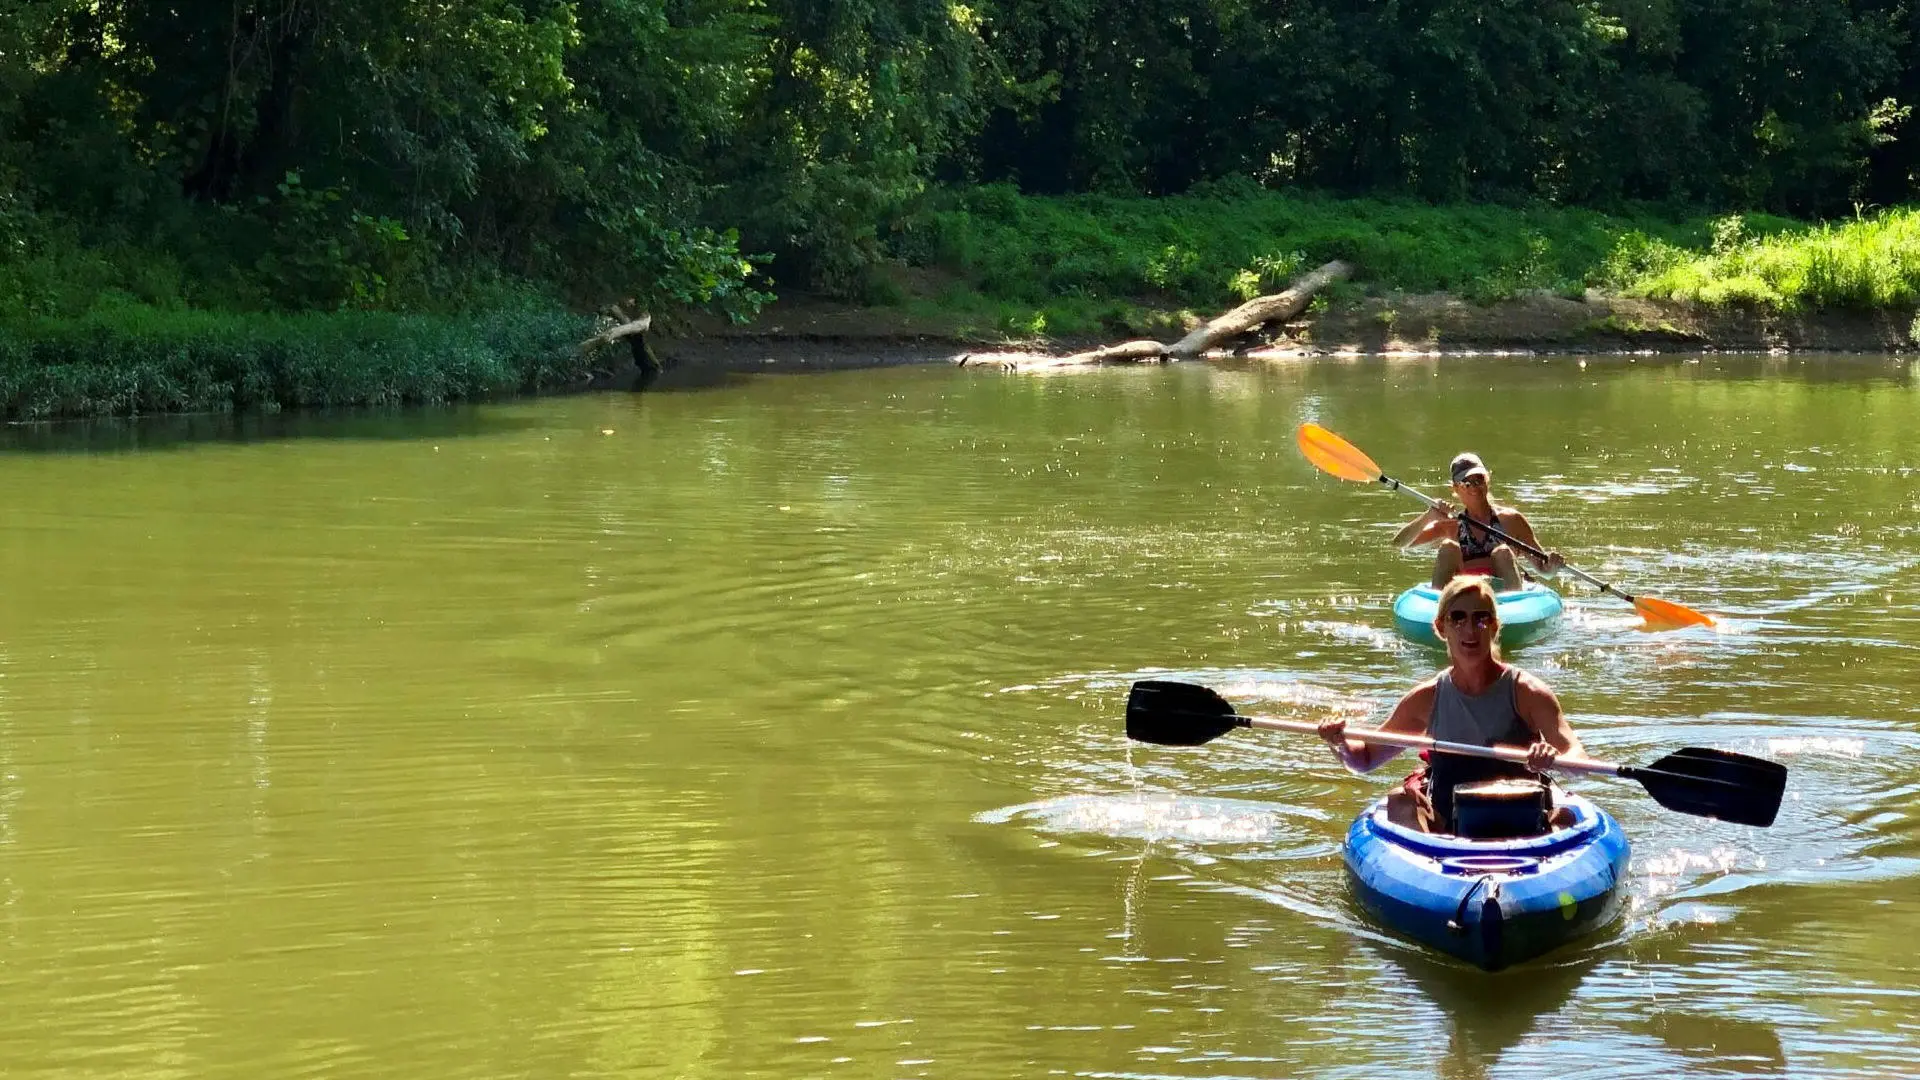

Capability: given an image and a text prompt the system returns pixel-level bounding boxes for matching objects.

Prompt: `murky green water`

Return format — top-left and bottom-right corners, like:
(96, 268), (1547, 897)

(2, 353), (1917, 1078)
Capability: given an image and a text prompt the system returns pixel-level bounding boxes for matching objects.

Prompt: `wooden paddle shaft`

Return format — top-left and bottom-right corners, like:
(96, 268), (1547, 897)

(1377, 476), (1631, 600)
(1241, 714), (1622, 777)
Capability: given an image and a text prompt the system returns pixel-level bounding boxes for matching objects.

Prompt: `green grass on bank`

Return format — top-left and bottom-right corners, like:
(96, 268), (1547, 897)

(0, 208), (602, 419)
(0, 306), (594, 420)
(1623, 208), (1920, 309)
(11, 185), (1920, 419)
(887, 183), (1920, 336)
(0, 203), (609, 420)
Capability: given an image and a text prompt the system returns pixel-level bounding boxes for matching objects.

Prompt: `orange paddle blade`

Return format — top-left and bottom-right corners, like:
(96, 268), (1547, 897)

(1296, 422), (1384, 484)
(1634, 595), (1715, 630)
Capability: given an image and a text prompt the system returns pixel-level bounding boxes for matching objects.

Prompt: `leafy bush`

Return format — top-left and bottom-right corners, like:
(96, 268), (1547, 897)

(0, 307), (593, 420)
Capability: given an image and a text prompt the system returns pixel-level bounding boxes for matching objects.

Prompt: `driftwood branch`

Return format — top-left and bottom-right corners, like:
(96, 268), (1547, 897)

(579, 308), (653, 354)
(955, 259), (1353, 371)
(579, 306), (665, 383)
(1168, 259), (1352, 356)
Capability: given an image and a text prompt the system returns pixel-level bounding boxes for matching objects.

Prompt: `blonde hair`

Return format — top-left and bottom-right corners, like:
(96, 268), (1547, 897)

(1434, 576), (1502, 659)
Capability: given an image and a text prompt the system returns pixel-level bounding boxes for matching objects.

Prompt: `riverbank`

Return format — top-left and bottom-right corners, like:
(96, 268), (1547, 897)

(10, 188), (1920, 419)
(0, 307), (597, 421)
(654, 189), (1920, 370)
(4, 281), (1911, 422)
(657, 285), (1918, 377)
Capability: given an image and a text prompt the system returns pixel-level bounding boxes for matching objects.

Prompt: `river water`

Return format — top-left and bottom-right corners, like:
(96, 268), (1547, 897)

(1, 353), (1916, 1078)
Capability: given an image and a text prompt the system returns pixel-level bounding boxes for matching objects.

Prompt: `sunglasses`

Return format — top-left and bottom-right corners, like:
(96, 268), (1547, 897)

(1454, 475), (1488, 488)
(1446, 609), (1497, 628)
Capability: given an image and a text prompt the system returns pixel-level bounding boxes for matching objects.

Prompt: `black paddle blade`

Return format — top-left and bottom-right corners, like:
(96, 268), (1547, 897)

(1624, 747), (1788, 827)
(1125, 680), (1244, 746)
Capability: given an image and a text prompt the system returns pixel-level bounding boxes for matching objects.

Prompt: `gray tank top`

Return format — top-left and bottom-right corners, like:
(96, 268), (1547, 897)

(1427, 666), (1535, 828)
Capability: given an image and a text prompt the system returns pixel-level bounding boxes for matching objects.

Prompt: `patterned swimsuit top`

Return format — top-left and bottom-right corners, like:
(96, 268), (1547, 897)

(1456, 508), (1502, 561)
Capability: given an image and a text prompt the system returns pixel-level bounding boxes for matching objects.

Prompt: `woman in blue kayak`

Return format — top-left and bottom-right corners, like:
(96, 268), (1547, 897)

(1390, 451), (1564, 592)
(1317, 576), (1584, 833)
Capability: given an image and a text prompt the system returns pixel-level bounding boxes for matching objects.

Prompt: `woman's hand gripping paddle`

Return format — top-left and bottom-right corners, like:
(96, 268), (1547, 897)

(1294, 422), (1715, 630)
(1126, 680), (1785, 827)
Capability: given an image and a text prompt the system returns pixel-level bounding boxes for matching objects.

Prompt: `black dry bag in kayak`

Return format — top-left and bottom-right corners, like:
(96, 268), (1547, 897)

(1452, 778), (1549, 840)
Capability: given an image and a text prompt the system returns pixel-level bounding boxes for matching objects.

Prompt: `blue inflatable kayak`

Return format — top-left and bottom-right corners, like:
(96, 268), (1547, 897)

(1392, 580), (1563, 649)
(1343, 793), (1629, 971)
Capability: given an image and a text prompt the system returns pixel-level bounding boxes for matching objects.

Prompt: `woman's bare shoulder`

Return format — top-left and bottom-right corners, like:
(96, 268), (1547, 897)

(1402, 674), (1443, 705)
(1510, 667), (1561, 704)
(1384, 676), (1442, 732)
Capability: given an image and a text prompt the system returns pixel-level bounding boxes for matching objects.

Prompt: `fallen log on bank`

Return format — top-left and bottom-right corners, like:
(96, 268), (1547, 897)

(580, 308), (652, 353)
(579, 306), (663, 381)
(956, 259), (1353, 371)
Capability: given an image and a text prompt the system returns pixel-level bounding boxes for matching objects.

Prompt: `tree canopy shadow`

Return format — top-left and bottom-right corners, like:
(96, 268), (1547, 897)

(0, 404), (547, 455)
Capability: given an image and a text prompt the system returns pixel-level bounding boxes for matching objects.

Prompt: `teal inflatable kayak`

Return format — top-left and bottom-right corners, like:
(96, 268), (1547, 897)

(1392, 580), (1563, 649)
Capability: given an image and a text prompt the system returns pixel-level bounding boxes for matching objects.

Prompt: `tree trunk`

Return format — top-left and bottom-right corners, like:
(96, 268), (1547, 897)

(579, 308), (659, 378)
(955, 260), (1353, 371)
(1164, 259), (1352, 356)
(579, 310), (653, 355)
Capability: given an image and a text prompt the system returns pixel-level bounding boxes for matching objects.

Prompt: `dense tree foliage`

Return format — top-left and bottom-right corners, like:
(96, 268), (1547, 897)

(970, 0), (1911, 212)
(0, 0), (1916, 315)
(0, 0), (981, 314)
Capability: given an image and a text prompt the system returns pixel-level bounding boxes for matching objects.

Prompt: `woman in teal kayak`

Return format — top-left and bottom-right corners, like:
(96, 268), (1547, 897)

(1317, 576), (1584, 833)
(1391, 451), (1564, 592)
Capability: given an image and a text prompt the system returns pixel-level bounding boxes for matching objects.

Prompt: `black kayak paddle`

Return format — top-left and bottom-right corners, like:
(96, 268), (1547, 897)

(1126, 680), (1787, 828)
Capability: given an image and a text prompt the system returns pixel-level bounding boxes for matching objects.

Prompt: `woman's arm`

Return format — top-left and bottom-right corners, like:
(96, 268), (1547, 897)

(1318, 680), (1436, 773)
(1514, 671), (1584, 770)
(1392, 504), (1455, 549)
(1498, 509), (1565, 574)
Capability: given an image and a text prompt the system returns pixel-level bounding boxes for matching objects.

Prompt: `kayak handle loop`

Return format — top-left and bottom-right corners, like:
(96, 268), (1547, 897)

(1447, 875), (1502, 935)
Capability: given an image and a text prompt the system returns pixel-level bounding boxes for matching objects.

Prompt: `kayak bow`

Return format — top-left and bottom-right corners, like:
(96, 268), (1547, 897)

(1390, 579), (1564, 649)
(1344, 793), (1629, 970)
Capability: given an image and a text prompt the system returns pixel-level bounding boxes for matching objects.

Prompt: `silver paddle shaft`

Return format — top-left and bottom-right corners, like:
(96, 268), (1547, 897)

(1375, 474), (1631, 601)
(1239, 713), (1623, 778)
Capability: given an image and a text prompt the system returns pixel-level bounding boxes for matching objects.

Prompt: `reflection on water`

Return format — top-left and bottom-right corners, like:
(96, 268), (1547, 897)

(0, 354), (1916, 1076)
(0, 402), (546, 452)
(1389, 948), (1599, 1080)
(1628, 1007), (1789, 1075)
(1383, 944), (1793, 1080)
